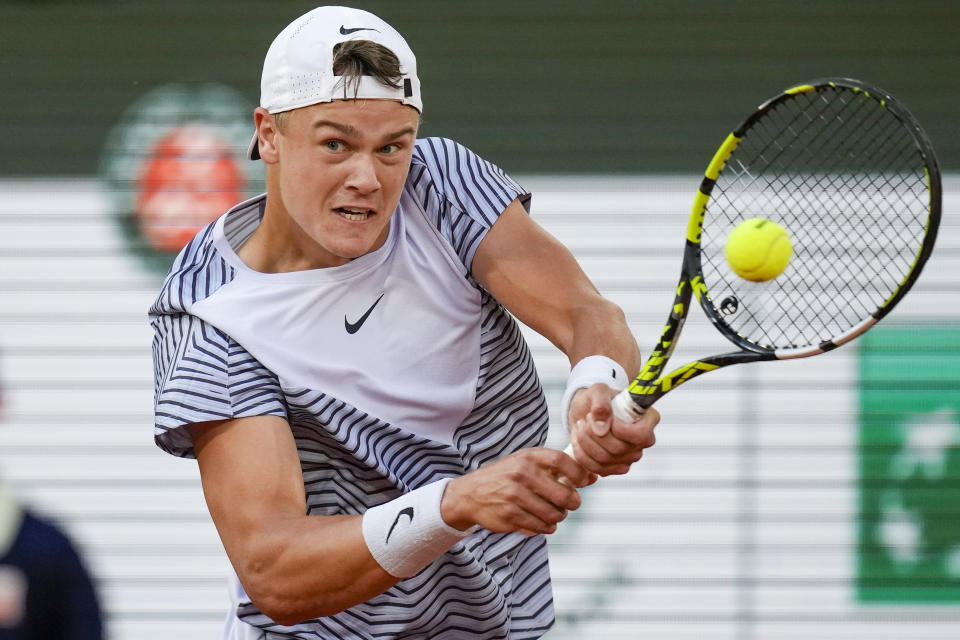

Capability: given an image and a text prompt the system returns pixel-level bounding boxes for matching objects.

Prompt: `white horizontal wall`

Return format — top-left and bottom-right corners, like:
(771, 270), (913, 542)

(0, 175), (958, 639)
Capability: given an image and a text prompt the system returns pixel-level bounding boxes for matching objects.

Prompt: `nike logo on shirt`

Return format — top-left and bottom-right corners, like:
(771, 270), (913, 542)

(385, 506), (414, 544)
(345, 294), (385, 334)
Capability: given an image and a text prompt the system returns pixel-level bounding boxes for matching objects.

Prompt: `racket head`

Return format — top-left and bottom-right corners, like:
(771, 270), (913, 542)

(688, 77), (941, 358)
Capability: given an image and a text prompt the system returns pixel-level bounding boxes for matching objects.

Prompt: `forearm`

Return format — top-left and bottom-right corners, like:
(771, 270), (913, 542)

(227, 479), (476, 624)
(230, 514), (397, 624)
(565, 297), (641, 376)
(192, 416), (402, 625)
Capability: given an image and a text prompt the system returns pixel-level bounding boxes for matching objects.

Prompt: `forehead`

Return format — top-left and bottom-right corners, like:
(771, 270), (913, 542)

(289, 99), (420, 135)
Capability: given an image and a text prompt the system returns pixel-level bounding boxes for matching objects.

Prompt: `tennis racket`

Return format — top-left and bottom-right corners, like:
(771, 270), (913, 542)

(583, 77), (942, 430)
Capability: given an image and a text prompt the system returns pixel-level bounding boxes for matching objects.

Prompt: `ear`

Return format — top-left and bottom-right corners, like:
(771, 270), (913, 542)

(253, 107), (281, 163)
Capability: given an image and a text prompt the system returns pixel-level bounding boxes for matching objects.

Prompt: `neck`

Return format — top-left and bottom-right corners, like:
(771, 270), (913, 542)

(236, 180), (343, 272)
(236, 211), (316, 273)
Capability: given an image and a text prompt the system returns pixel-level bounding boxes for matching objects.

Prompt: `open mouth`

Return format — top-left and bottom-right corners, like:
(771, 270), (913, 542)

(336, 207), (374, 222)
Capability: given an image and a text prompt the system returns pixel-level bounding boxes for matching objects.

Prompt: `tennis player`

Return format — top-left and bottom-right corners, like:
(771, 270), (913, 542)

(150, 6), (658, 638)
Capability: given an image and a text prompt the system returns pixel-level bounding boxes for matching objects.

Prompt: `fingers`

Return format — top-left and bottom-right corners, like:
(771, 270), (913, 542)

(451, 448), (593, 536)
(570, 421), (637, 475)
(548, 447), (596, 490)
(499, 488), (569, 536)
(569, 389), (660, 476)
(611, 406), (660, 447)
(570, 384), (614, 438)
(486, 491), (562, 536)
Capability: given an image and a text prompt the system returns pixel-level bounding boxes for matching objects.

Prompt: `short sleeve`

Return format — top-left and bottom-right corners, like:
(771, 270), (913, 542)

(408, 137), (531, 271)
(151, 312), (287, 458)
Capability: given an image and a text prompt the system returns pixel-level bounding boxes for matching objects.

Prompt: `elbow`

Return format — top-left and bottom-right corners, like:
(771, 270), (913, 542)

(251, 593), (305, 628)
(241, 567), (301, 626)
(239, 555), (339, 625)
(257, 592), (351, 626)
(598, 296), (628, 324)
(225, 517), (393, 623)
(248, 581), (373, 625)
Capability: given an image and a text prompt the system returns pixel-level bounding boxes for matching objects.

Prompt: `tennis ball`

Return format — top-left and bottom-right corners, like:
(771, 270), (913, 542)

(724, 218), (792, 282)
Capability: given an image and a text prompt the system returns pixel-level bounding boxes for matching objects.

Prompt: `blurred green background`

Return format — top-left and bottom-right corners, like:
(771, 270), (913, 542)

(1, 0), (957, 176)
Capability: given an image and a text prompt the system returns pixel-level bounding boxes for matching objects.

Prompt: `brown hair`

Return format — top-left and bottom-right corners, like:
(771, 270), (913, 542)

(274, 40), (403, 133)
(332, 39), (403, 90)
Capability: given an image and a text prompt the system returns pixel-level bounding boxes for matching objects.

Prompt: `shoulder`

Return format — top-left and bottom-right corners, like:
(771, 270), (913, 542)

(403, 138), (529, 271)
(407, 137), (528, 217)
(151, 223), (222, 313)
(412, 136), (466, 164)
(410, 137), (495, 183)
(149, 196), (261, 317)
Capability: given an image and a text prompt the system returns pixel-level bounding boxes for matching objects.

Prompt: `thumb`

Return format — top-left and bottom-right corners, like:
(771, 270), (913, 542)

(588, 410), (611, 437)
(583, 384), (613, 437)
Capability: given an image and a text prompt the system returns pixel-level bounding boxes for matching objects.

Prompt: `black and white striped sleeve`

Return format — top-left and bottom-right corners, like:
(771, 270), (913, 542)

(151, 313), (287, 458)
(408, 137), (531, 271)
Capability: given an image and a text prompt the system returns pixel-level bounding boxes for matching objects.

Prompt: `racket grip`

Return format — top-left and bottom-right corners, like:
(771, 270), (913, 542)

(563, 390), (645, 460)
(611, 388), (646, 422)
(559, 444), (576, 486)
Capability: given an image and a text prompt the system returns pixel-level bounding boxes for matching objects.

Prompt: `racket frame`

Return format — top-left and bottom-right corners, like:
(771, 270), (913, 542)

(615, 77), (942, 420)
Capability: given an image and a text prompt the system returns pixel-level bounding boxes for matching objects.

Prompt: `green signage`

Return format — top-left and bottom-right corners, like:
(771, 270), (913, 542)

(858, 325), (960, 602)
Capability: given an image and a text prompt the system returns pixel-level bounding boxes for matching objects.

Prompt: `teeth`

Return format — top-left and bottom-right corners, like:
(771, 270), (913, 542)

(338, 207), (371, 221)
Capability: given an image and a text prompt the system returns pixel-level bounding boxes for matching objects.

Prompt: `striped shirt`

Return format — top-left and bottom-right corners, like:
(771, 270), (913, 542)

(150, 138), (555, 639)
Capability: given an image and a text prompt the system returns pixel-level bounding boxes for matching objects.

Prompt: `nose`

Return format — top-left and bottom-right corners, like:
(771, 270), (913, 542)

(344, 154), (381, 195)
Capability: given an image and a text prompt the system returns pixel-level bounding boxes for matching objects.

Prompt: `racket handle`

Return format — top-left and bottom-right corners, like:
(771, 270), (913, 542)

(611, 388), (646, 422)
(562, 390), (645, 460)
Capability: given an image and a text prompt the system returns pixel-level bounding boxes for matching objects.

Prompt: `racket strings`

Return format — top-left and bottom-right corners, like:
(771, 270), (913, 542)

(699, 85), (932, 350)
(749, 90), (875, 184)
(771, 92), (877, 177)
(762, 114), (922, 337)
(794, 113), (925, 301)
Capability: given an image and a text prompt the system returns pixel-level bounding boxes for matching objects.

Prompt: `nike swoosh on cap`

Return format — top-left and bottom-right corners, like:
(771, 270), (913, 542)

(340, 25), (380, 35)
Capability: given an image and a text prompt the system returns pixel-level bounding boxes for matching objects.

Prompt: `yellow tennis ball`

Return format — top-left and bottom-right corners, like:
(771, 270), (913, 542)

(724, 218), (792, 282)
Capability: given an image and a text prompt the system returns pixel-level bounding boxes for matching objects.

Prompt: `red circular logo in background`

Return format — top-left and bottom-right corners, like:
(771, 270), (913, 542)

(135, 124), (246, 253)
(100, 83), (262, 273)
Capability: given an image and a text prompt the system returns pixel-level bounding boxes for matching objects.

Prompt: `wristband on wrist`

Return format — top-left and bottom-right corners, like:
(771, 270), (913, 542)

(560, 355), (628, 432)
(361, 478), (477, 578)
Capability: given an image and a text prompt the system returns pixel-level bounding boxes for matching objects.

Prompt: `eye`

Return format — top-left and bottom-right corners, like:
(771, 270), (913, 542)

(379, 143), (401, 155)
(324, 140), (345, 152)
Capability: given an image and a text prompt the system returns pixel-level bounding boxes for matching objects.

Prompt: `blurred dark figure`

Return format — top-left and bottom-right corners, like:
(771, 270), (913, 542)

(0, 366), (104, 639)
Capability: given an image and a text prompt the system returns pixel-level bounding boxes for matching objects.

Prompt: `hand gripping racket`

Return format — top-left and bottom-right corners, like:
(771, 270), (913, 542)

(589, 77), (942, 429)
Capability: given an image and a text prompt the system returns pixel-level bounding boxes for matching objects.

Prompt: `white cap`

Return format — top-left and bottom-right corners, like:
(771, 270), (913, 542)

(248, 6), (422, 160)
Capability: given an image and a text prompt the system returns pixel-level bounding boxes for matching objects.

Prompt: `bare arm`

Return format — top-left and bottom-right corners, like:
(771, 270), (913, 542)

(190, 415), (397, 625)
(190, 413), (594, 624)
(472, 200), (658, 475)
(472, 200), (641, 374)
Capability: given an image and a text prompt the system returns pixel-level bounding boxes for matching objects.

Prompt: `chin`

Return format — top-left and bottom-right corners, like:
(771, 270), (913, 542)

(331, 243), (377, 262)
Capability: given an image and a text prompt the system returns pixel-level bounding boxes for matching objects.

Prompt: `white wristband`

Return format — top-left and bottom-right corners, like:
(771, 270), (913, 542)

(560, 355), (628, 432)
(361, 478), (476, 578)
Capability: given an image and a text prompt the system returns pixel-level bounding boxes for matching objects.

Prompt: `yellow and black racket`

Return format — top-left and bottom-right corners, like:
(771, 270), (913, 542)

(610, 77), (941, 422)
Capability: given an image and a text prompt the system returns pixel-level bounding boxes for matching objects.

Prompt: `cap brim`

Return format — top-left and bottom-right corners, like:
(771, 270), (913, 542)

(247, 131), (260, 161)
